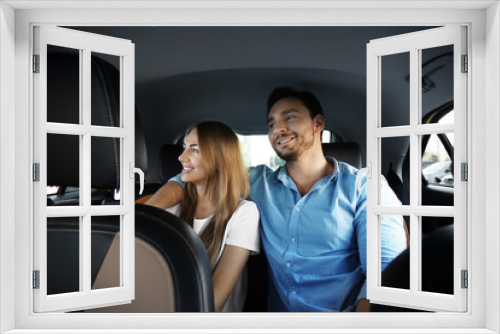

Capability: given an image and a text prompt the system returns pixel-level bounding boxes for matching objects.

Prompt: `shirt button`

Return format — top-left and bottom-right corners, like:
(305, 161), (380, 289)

(296, 207), (300, 212)
(291, 237), (296, 242)
(292, 291), (297, 294)
(286, 262), (291, 268)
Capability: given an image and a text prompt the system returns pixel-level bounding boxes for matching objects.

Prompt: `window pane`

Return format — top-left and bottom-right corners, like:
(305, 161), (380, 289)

(91, 52), (121, 127)
(237, 134), (284, 169)
(91, 137), (121, 204)
(421, 217), (454, 295)
(47, 45), (81, 124)
(47, 216), (81, 295)
(381, 52), (410, 127)
(380, 215), (409, 291)
(439, 109), (454, 126)
(91, 216), (121, 290)
(47, 134), (80, 205)
(422, 134), (453, 186)
(321, 129), (332, 143)
(421, 45), (454, 122)
(381, 136), (409, 206)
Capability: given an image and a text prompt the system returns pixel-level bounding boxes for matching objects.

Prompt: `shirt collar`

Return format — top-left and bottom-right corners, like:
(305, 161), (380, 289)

(274, 156), (339, 187)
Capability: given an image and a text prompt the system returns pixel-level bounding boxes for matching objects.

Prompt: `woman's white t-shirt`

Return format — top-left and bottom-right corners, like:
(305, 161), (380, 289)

(165, 200), (260, 312)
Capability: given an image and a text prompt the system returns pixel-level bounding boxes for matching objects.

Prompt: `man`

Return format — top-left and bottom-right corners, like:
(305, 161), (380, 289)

(146, 87), (407, 312)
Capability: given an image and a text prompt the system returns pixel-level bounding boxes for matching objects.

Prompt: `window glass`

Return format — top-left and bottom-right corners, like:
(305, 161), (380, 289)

(47, 217), (81, 295)
(47, 186), (60, 195)
(422, 111), (454, 187)
(47, 133), (80, 205)
(237, 130), (332, 169)
(47, 45), (81, 124)
(237, 134), (284, 169)
(420, 45), (453, 123)
(421, 217), (454, 294)
(91, 52), (121, 127)
(381, 52), (410, 127)
(91, 216), (121, 290)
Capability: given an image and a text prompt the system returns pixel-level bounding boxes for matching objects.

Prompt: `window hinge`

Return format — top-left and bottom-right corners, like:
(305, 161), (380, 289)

(461, 54), (468, 73)
(33, 54), (40, 73)
(461, 162), (468, 181)
(33, 270), (40, 289)
(461, 270), (468, 289)
(33, 163), (40, 182)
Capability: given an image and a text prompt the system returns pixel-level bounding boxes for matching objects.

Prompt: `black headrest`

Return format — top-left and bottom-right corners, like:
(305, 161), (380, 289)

(159, 144), (183, 183)
(135, 114), (148, 177)
(322, 142), (363, 169)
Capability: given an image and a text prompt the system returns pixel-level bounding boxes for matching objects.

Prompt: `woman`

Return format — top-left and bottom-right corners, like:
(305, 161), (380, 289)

(146, 121), (260, 312)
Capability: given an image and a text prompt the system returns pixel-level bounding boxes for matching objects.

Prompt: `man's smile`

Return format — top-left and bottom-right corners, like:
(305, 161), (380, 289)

(276, 135), (296, 146)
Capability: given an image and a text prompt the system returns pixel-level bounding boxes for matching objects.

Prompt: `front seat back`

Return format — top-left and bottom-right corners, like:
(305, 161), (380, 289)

(87, 205), (215, 312)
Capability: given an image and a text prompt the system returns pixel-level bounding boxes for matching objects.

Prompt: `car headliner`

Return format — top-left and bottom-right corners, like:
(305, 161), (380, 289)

(69, 26), (451, 181)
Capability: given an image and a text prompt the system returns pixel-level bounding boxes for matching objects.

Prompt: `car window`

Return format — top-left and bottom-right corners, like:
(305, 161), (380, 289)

(237, 134), (285, 169)
(422, 110), (454, 186)
(237, 130), (332, 169)
(46, 186), (60, 195)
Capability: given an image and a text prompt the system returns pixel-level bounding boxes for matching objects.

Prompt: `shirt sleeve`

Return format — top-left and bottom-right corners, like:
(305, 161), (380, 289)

(353, 173), (368, 305)
(225, 201), (261, 255)
(168, 173), (185, 187)
(379, 176), (407, 271)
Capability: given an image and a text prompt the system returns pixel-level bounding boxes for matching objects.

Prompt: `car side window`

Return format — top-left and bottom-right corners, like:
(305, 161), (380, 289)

(422, 110), (454, 187)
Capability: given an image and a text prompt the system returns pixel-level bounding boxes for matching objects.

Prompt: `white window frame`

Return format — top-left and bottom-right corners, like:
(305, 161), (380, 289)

(1, 2), (498, 333)
(33, 26), (136, 313)
(366, 26), (467, 312)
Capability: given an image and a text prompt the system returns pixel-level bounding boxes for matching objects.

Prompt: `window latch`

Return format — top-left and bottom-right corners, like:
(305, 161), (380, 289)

(356, 162), (372, 193)
(130, 162), (144, 195)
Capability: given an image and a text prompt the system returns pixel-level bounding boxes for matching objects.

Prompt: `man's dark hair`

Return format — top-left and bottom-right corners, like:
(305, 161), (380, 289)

(267, 86), (324, 120)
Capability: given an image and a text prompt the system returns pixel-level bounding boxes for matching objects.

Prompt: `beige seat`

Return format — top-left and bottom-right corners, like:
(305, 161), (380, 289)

(86, 234), (175, 313)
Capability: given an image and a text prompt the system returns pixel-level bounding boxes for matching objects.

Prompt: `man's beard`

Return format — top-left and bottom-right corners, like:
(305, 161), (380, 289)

(276, 150), (298, 162)
(273, 132), (315, 162)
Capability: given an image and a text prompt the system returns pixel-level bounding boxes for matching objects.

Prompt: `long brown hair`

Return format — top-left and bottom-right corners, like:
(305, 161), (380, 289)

(179, 121), (250, 270)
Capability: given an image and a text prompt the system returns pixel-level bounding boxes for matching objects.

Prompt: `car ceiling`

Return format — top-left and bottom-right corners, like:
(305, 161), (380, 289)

(69, 26), (453, 181)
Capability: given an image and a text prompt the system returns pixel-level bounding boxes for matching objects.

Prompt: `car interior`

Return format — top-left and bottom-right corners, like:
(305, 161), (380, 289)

(46, 26), (456, 312)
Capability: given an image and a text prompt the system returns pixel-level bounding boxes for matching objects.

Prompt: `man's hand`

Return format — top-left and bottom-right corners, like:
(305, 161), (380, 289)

(144, 182), (185, 209)
(355, 298), (371, 312)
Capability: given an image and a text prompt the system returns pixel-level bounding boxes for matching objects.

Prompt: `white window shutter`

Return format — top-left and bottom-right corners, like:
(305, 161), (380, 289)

(33, 26), (136, 312)
(366, 26), (467, 312)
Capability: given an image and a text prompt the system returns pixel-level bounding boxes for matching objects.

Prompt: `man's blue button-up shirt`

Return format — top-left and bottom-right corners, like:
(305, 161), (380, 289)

(248, 158), (406, 312)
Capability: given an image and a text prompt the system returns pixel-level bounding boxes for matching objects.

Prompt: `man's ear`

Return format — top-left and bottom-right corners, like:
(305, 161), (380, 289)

(313, 114), (325, 132)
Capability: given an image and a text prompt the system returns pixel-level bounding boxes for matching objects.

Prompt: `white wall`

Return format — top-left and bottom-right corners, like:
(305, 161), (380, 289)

(0, 2), (16, 333)
(2, 2), (499, 333)
(485, 2), (500, 333)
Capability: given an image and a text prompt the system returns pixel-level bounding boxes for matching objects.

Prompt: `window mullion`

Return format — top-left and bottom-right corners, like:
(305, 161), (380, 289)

(409, 47), (420, 295)
(81, 48), (92, 294)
